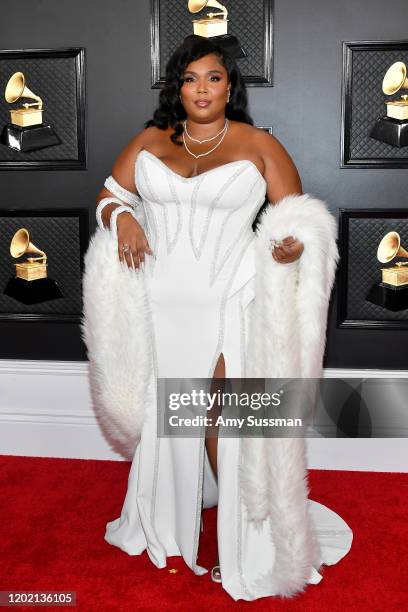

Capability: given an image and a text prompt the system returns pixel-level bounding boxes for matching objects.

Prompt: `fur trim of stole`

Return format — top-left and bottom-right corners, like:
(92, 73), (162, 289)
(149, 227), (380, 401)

(241, 193), (339, 596)
(81, 210), (153, 460)
(81, 192), (339, 597)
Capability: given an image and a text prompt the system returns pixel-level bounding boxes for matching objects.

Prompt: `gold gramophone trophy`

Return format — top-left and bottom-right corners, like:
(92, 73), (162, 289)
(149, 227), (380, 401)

(1, 71), (61, 152)
(366, 230), (408, 311)
(187, 0), (247, 58)
(370, 61), (408, 148)
(3, 228), (63, 305)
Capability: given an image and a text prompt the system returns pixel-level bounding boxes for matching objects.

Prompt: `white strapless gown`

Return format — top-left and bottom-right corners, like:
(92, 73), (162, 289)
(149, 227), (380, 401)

(104, 149), (353, 601)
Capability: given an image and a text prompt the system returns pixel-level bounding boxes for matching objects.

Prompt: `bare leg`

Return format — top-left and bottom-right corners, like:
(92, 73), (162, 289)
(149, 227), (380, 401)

(205, 352), (225, 481)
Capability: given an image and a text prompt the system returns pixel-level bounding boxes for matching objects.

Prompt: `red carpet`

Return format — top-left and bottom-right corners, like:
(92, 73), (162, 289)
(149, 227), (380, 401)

(0, 455), (406, 611)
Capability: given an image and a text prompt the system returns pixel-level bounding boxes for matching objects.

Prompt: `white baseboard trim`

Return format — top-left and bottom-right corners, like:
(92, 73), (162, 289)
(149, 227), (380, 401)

(0, 359), (407, 471)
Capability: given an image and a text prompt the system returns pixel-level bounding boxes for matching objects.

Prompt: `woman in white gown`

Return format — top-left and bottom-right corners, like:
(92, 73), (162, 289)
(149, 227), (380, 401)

(93, 35), (353, 602)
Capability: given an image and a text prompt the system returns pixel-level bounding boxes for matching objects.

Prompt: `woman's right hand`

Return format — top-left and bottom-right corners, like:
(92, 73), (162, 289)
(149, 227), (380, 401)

(116, 211), (154, 270)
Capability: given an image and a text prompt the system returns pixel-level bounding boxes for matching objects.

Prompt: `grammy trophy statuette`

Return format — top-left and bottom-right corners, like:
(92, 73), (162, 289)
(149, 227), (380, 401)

(366, 231), (408, 311)
(187, 0), (247, 59)
(1, 71), (61, 152)
(3, 228), (63, 305)
(370, 61), (408, 148)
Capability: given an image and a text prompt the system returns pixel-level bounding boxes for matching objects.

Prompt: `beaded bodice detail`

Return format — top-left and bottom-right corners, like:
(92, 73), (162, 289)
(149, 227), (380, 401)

(135, 149), (267, 287)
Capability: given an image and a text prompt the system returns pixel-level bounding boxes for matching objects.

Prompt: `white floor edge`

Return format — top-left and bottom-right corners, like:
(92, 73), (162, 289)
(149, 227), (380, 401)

(0, 359), (407, 472)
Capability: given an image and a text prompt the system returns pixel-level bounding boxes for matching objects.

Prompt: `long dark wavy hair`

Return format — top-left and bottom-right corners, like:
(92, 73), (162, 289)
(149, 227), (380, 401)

(144, 35), (254, 145)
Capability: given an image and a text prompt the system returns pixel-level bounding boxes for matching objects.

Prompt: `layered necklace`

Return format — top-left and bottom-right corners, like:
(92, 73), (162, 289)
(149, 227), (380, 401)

(182, 118), (229, 158)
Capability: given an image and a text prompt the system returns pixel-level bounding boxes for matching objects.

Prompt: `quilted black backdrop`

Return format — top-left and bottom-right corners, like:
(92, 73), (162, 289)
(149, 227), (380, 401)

(153, 0), (272, 86)
(0, 210), (87, 320)
(0, 48), (86, 168)
(1, 0), (407, 367)
(342, 42), (408, 166)
(339, 212), (408, 324)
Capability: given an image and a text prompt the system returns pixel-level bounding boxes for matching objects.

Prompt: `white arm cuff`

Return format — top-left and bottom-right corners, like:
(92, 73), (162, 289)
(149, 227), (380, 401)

(104, 175), (141, 207)
(96, 196), (124, 230)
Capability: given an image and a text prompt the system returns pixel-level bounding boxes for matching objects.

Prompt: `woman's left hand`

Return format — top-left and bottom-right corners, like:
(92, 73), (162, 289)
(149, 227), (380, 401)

(272, 235), (304, 264)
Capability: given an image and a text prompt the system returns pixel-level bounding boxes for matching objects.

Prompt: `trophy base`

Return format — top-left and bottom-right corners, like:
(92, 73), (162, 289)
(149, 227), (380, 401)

(1, 123), (62, 152)
(369, 116), (408, 148)
(366, 281), (408, 312)
(3, 277), (64, 305)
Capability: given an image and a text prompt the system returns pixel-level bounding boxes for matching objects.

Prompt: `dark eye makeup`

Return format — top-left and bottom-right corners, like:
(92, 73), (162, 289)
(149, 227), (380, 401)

(183, 75), (221, 82)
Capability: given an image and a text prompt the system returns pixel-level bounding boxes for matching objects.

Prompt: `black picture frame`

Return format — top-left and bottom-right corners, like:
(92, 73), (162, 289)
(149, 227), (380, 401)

(337, 208), (408, 329)
(150, 0), (274, 88)
(0, 47), (86, 170)
(341, 40), (408, 168)
(0, 208), (89, 322)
